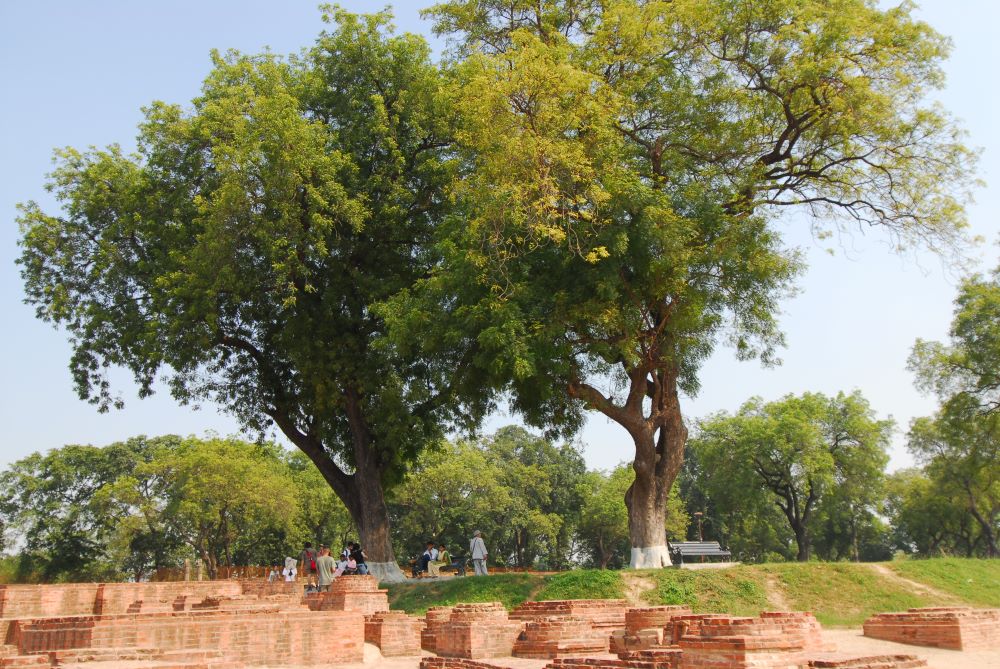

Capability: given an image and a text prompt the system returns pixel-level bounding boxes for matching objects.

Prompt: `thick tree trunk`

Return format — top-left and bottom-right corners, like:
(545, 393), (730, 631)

(572, 362), (687, 570)
(624, 392), (686, 569)
(270, 393), (408, 583)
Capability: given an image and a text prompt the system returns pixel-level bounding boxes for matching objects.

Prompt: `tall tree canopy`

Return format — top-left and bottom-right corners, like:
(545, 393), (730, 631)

(689, 391), (891, 561)
(907, 266), (1000, 557)
(383, 0), (977, 566)
(16, 8), (463, 580)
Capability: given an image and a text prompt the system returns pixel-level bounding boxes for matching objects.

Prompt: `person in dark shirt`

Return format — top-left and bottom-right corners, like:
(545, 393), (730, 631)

(350, 542), (368, 575)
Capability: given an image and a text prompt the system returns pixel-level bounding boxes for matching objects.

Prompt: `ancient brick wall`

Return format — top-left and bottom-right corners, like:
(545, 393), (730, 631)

(434, 602), (524, 659)
(863, 607), (1000, 651)
(365, 610), (423, 656)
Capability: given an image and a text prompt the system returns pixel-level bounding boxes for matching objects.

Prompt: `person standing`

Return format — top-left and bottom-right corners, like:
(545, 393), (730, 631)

(298, 541), (318, 589)
(350, 542), (369, 575)
(469, 530), (489, 576)
(316, 546), (336, 592)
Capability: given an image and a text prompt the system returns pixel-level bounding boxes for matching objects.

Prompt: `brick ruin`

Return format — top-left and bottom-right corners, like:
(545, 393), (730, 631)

(1, 582), (993, 669)
(863, 606), (1000, 650)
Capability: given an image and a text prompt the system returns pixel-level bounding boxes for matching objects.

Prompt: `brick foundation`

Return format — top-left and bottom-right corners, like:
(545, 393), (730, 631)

(611, 607), (693, 654)
(434, 602), (524, 659)
(305, 575), (389, 614)
(677, 612), (830, 669)
(513, 616), (610, 658)
(862, 606), (1000, 650)
(422, 606), (456, 653)
(365, 610), (424, 656)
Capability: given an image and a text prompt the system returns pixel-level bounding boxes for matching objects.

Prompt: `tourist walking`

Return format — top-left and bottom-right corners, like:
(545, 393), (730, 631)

(469, 530), (489, 576)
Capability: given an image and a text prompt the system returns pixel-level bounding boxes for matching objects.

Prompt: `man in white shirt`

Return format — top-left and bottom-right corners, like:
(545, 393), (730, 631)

(469, 530), (489, 576)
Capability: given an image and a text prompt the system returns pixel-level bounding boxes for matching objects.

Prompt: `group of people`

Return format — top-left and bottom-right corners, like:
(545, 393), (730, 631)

(414, 530), (490, 577)
(270, 541), (369, 592)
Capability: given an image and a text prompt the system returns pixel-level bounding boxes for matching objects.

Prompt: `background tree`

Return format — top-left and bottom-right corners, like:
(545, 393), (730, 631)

(0, 441), (143, 581)
(390, 0), (976, 567)
(908, 409), (1000, 557)
(690, 392), (891, 561)
(911, 268), (1000, 416)
(389, 427), (585, 568)
(16, 8), (462, 581)
(679, 445), (793, 562)
(885, 468), (975, 557)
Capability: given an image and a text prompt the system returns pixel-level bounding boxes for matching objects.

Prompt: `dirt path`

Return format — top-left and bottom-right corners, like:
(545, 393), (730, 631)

(866, 564), (965, 605)
(621, 572), (656, 606)
(764, 572), (794, 611)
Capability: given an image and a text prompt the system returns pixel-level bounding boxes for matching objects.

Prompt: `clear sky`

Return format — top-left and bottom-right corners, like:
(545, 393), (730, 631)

(1, 1), (997, 473)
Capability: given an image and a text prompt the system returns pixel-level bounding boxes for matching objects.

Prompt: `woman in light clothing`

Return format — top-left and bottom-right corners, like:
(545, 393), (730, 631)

(469, 530), (489, 576)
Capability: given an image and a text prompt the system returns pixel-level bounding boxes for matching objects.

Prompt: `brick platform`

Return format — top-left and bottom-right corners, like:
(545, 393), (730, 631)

(434, 602), (524, 659)
(513, 616), (610, 658)
(0, 579), (374, 669)
(365, 610), (424, 656)
(422, 606), (456, 653)
(512, 600), (627, 630)
(677, 612), (831, 669)
(305, 575), (389, 614)
(862, 606), (1000, 650)
(611, 607), (693, 654)
(6, 609), (363, 665)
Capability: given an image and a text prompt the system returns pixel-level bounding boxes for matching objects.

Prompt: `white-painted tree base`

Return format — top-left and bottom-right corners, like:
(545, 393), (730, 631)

(367, 561), (407, 583)
(630, 544), (672, 569)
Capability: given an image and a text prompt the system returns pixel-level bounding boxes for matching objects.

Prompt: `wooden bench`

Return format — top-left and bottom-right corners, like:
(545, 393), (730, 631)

(668, 541), (732, 565)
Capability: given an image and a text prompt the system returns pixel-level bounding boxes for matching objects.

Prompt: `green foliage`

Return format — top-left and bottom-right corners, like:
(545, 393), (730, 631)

(385, 573), (541, 614)
(891, 558), (1000, 607)
(535, 569), (624, 601)
(885, 468), (976, 557)
(689, 391), (892, 561)
(15, 7), (463, 567)
(910, 269), (1000, 416)
(0, 435), (351, 582)
(388, 0), (976, 558)
(389, 427), (586, 568)
(641, 567), (769, 618)
(758, 563), (934, 627)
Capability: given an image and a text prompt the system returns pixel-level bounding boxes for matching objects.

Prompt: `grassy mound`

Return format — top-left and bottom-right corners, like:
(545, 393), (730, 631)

(639, 566), (769, 618)
(757, 563), (932, 627)
(889, 558), (1000, 607)
(384, 559), (1000, 625)
(386, 573), (543, 614)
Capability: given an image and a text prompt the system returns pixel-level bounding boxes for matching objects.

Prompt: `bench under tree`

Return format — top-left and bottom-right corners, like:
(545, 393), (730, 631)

(667, 541), (732, 565)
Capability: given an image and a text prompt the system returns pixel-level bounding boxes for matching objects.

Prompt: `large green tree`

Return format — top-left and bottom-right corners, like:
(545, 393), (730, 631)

(17, 9), (462, 580)
(387, 0), (976, 566)
(911, 268), (1000, 416)
(908, 267), (1000, 557)
(690, 391), (891, 561)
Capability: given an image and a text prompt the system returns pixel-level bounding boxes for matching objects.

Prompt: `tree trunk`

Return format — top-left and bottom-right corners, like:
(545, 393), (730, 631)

(269, 396), (407, 583)
(625, 417), (685, 568)
(572, 363), (687, 570)
(793, 522), (810, 562)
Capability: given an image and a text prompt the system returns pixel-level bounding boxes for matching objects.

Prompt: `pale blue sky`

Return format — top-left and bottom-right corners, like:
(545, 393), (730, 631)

(1, 1), (997, 473)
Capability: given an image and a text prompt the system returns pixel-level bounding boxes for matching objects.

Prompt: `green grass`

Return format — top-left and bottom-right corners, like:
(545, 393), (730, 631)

(757, 563), (931, 627)
(640, 566), (769, 618)
(385, 573), (543, 614)
(534, 569), (625, 601)
(889, 558), (1000, 607)
(383, 558), (1000, 623)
